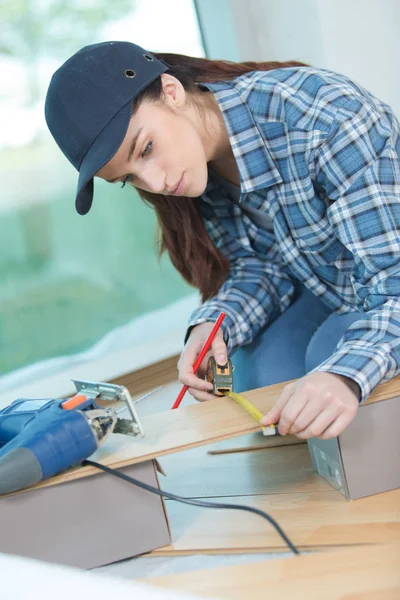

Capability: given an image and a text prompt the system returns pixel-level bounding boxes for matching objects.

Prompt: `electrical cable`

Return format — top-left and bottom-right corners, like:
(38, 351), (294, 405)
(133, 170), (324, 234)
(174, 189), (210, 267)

(84, 459), (300, 556)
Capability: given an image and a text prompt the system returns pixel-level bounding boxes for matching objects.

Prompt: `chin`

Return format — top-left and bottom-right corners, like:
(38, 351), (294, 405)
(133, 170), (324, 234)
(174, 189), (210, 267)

(187, 185), (207, 198)
(187, 173), (209, 198)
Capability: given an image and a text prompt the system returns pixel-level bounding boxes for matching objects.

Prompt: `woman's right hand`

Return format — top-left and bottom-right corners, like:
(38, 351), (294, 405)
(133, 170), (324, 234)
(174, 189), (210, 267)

(177, 322), (228, 402)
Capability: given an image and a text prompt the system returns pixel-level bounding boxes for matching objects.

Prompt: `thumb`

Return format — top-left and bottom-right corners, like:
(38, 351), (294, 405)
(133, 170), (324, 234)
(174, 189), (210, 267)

(261, 404), (282, 426)
(211, 331), (228, 366)
(261, 382), (295, 425)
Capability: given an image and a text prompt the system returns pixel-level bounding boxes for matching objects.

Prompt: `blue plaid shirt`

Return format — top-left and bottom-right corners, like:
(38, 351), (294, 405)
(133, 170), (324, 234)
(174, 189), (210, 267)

(187, 67), (400, 403)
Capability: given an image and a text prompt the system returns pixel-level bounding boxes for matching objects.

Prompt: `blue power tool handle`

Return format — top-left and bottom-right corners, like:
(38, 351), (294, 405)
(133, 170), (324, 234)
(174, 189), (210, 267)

(0, 399), (55, 447)
(0, 403), (98, 494)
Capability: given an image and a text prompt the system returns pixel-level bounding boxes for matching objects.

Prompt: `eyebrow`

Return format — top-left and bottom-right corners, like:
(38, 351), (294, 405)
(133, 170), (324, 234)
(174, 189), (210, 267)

(107, 126), (143, 183)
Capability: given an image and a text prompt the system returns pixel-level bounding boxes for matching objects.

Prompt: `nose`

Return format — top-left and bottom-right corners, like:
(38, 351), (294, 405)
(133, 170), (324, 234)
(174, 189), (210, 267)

(139, 165), (166, 194)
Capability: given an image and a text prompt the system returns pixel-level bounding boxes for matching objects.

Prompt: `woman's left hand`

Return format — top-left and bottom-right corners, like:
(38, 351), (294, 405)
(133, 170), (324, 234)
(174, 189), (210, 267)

(261, 372), (360, 440)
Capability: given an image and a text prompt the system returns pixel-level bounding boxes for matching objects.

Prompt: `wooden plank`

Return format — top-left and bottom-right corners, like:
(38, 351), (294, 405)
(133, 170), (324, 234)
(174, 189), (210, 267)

(107, 355), (180, 398)
(148, 488), (400, 554)
(10, 375), (400, 496)
(159, 443), (329, 498)
(207, 433), (305, 455)
(145, 541), (400, 599)
(57, 356), (180, 400)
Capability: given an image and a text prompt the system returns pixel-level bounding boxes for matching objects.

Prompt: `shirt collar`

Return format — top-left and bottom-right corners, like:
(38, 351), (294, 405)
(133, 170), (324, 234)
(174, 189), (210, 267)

(201, 80), (283, 198)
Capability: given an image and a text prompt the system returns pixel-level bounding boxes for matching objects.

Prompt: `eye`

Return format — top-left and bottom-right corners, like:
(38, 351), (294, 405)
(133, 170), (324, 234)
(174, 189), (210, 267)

(121, 175), (132, 188)
(141, 140), (153, 159)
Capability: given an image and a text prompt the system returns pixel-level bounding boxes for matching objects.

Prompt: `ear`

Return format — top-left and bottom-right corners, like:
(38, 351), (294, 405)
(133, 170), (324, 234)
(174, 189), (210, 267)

(160, 73), (186, 109)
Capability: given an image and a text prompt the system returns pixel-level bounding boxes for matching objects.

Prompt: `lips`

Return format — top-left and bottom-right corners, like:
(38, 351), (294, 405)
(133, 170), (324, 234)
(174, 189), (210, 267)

(170, 175), (184, 195)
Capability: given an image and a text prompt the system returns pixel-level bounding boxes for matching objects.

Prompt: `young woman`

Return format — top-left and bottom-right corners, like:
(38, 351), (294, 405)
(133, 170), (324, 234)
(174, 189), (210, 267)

(45, 41), (400, 440)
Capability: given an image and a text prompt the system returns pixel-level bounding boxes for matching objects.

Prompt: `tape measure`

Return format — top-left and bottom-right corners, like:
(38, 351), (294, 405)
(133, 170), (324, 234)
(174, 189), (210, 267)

(206, 357), (279, 437)
(206, 357), (234, 396)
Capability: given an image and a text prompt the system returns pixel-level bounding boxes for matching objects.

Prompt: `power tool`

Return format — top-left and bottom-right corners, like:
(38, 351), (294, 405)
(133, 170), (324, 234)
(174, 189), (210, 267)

(0, 380), (144, 496)
(206, 357), (279, 436)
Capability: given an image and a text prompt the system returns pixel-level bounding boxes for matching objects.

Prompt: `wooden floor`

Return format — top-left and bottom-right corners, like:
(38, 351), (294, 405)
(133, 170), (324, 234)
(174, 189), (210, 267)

(95, 380), (400, 595)
(146, 542), (400, 599)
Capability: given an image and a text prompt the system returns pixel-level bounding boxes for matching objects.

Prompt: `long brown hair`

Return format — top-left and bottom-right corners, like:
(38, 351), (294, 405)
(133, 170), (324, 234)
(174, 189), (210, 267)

(135, 54), (307, 300)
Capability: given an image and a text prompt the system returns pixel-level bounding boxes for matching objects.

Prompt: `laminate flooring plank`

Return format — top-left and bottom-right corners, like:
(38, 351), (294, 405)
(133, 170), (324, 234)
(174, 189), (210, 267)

(149, 488), (400, 554)
(10, 377), (400, 495)
(145, 541), (400, 599)
(158, 443), (329, 498)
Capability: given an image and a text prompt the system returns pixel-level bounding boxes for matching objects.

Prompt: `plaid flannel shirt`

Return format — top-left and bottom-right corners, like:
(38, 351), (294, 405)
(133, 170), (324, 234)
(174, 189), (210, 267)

(187, 67), (400, 402)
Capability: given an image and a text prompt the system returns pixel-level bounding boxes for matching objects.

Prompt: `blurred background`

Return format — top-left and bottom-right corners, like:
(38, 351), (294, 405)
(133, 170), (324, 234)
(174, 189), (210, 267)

(0, 0), (398, 392)
(0, 0), (203, 384)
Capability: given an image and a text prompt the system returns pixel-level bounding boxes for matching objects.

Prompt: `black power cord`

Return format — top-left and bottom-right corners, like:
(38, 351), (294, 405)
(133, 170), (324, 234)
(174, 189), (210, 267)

(84, 459), (300, 556)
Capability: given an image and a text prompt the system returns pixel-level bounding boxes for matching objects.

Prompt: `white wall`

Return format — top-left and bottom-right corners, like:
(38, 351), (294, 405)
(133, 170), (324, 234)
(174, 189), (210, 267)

(228, 0), (400, 117)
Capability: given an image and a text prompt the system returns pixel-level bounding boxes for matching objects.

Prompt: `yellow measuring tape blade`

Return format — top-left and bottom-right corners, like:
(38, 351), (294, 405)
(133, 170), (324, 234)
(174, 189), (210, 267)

(226, 391), (278, 436)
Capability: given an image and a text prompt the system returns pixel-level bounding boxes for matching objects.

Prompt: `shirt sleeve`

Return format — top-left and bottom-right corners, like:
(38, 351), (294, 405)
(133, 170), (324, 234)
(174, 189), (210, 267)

(186, 202), (295, 354)
(312, 100), (400, 402)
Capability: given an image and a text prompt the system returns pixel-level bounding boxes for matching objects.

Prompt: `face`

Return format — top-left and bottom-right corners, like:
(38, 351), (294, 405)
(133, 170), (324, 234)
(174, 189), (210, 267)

(96, 75), (210, 197)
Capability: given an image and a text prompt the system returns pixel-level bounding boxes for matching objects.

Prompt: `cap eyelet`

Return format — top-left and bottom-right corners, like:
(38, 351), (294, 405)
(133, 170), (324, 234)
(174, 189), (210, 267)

(125, 69), (136, 78)
(143, 54), (154, 62)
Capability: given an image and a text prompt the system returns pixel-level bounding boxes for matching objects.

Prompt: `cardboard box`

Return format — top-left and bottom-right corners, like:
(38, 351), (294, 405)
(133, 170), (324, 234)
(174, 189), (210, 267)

(308, 394), (400, 500)
(0, 460), (171, 568)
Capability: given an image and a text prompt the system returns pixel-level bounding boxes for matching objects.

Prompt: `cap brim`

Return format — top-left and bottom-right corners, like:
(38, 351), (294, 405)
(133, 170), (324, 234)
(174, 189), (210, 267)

(75, 102), (132, 215)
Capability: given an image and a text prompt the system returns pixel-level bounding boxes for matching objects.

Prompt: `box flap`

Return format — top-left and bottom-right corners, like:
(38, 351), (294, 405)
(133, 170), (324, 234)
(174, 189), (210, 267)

(150, 460), (171, 536)
(154, 459), (167, 477)
(307, 437), (349, 498)
(338, 396), (400, 499)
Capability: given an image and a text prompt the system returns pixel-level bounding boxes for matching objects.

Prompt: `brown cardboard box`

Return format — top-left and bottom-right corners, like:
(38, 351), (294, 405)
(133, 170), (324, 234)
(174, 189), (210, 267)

(308, 394), (400, 500)
(0, 460), (171, 568)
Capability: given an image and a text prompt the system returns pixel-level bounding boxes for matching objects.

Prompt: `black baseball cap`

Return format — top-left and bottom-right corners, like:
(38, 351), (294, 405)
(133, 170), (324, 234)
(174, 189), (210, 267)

(45, 41), (168, 215)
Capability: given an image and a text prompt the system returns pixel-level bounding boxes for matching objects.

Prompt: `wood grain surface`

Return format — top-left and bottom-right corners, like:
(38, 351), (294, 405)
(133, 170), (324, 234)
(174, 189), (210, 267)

(150, 488), (400, 554)
(10, 375), (400, 496)
(145, 541), (400, 599)
(158, 443), (329, 498)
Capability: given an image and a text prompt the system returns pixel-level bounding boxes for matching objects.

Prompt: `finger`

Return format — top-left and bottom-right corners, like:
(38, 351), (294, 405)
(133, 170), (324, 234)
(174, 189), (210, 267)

(294, 402), (340, 439)
(178, 345), (214, 391)
(211, 331), (228, 365)
(179, 371), (214, 392)
(188, 387), (217, 403)
(178, 343), (201, 375)
(318, 412), (354, 440)
(198, 350), (214, 377)
(277, 387), (312, 436)
(288, 392), (334, 434)
(261, 382), (296, 426)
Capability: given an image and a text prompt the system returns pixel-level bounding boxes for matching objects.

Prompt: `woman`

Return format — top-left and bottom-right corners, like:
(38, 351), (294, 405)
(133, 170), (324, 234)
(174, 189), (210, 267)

(45, 41), (400, 440)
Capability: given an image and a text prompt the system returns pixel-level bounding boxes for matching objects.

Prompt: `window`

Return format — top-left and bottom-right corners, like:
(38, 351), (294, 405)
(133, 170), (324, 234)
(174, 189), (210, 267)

(0, 0), (204, 380)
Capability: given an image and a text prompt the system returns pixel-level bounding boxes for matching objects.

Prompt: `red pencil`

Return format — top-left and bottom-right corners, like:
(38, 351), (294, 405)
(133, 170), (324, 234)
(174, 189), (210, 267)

(171, 312), (226, 410)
